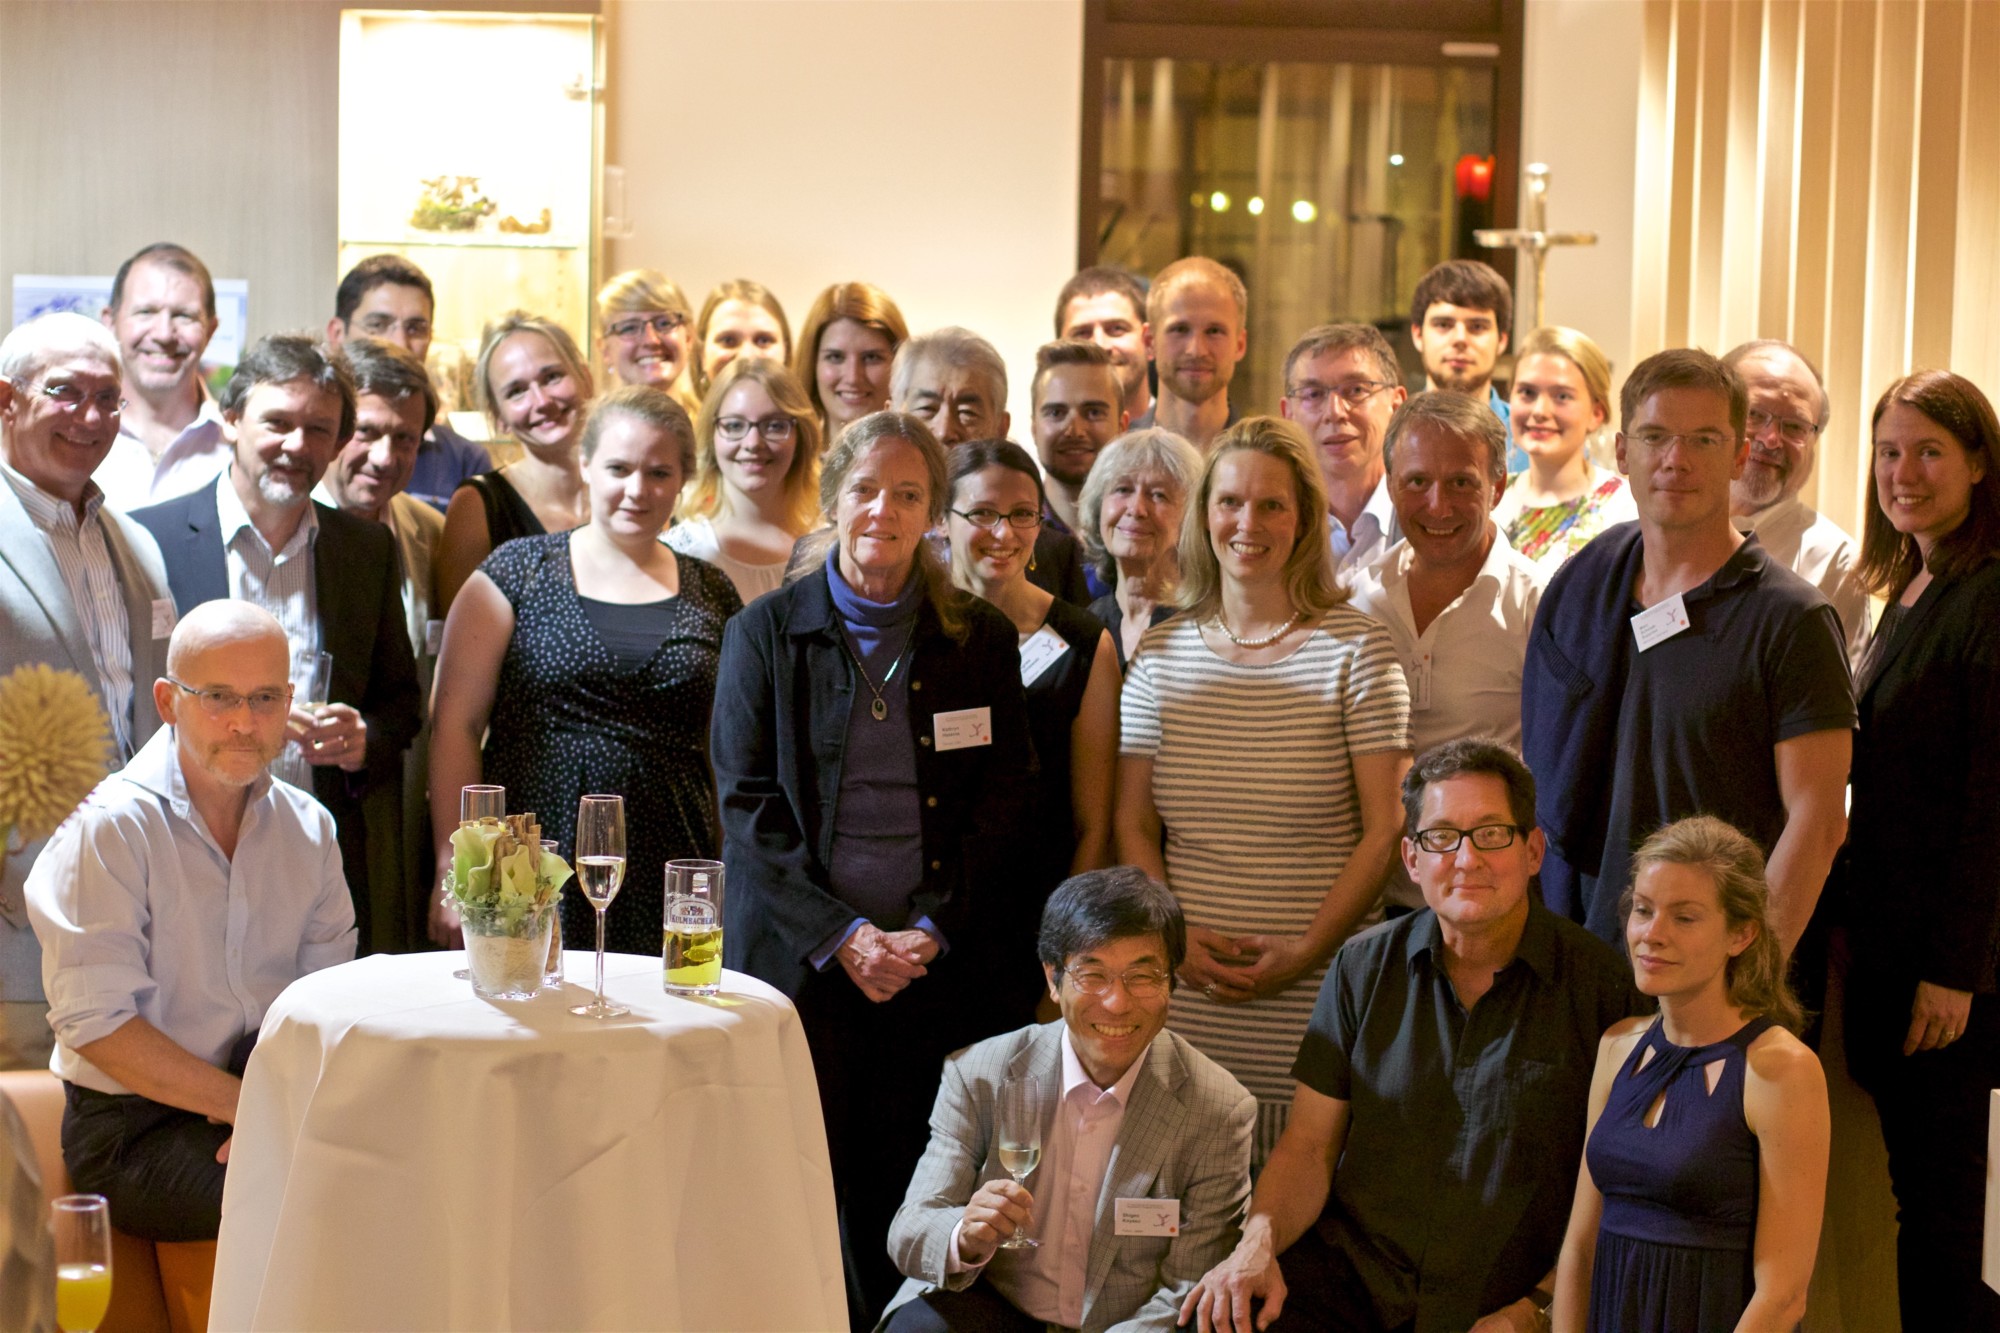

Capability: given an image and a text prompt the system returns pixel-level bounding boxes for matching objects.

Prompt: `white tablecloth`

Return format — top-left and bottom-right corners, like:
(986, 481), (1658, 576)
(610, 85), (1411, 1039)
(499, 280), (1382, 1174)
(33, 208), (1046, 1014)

(210, 951), (844, 1331)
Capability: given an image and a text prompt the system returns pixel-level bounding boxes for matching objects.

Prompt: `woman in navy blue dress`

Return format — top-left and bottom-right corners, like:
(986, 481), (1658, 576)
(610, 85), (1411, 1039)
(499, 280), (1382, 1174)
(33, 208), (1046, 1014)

(1552, 817), (1829, 1333)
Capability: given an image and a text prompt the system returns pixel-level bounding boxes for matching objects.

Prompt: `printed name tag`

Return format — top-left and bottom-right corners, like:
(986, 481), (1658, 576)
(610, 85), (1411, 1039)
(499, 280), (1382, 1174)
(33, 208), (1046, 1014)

(1629, 593), (1691, 652)
(1407, 652), (1433, 711)
(1018, 625), (1070, 686)
(424, 618), (445, 657)
(1114, 1198), (1180, 1237)
(151, 598), (177, 640)
(932, 706), (993, 751)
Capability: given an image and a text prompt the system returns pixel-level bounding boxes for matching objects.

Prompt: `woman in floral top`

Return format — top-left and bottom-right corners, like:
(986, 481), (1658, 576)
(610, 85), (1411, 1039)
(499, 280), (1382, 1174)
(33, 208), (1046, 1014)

(1494, 325), (1637, 573)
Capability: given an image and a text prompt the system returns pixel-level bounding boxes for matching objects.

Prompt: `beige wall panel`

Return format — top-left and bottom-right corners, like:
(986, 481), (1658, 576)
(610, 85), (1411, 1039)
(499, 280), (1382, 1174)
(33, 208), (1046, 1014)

(1790, 2), (1839, 371)
(1715, 0), (1764, 347)
(1631, 0), (1678, 361)
(1953, 0), (2000, 392)
(1665, 0), (1704, 346)
(1687, 0), (1734, 345)
(1909, 0), (1964, 375)
(1818, 1), (1878, 535)
(1756, 0), (1802, 337)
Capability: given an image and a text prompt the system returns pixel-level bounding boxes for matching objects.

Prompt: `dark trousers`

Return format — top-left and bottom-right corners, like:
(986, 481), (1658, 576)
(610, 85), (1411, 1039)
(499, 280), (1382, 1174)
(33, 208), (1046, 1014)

(1267, 1226), (1412, 1333)
(1845, 961), (2000, 1331)
(883, 1282), (1044, 1333)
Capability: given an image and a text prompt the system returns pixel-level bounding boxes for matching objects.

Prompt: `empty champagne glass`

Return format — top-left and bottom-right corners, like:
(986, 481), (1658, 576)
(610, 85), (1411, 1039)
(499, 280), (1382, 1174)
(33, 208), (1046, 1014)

(51, 1194), (111, 1332)
(451, 785), (507, 979)
(995, 1076), (1041, 1249)
(303, 650), (334, 713)
(570, 794), (628, 1018)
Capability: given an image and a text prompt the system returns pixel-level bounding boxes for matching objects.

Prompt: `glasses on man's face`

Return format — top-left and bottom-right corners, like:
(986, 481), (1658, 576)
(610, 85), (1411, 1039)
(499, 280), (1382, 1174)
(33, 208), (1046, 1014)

(1746, 409), (1818, 446)
(715, 415), (796, 443)
(164, 677), (294, 718)
(1286, 380), (1397, 413)
(950, 506), (1043, 533)
(24, 380), (124, 418)
(607, 313), (687, 342)
(1064, 966), (1170, 998)
(1620, 429), (1737, 453)
(1413, 822), (1526, 855)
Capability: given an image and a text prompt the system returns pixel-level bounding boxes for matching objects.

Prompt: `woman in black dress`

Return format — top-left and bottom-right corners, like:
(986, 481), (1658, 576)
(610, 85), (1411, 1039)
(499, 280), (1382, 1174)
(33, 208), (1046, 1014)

(1077, 427), (1203, 668)
(429, 386), (741, 951)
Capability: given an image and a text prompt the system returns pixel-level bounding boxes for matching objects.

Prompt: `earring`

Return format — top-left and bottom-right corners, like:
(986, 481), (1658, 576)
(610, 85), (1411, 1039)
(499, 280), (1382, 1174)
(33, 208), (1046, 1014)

(1029, 551), (1039, 572)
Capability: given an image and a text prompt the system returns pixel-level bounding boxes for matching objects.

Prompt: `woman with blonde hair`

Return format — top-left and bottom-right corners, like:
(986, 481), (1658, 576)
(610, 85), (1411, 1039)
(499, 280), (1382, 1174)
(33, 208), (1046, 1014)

(595, 268), (698, 414)
(668, 357), (822, 603)
(1554, 816), (1829, 1333)
(693, 278), (791, 397)
(1496, 325), (1636, 571)
(1078, 427), (1204, 668)
(435, 312), (594, 613)
(791, 281), (908, 446)
(1115, 416), (1412, 1154)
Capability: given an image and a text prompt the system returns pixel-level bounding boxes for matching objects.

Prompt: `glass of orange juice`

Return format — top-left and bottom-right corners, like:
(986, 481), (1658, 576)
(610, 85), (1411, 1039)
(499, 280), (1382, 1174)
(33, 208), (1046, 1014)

(51, 1193), (112, 1332)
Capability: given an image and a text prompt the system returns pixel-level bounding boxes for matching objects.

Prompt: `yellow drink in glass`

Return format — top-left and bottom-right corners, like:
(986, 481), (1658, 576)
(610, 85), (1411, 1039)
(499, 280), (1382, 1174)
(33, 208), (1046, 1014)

(56, 1262), (111, 1332)
(664, 925), (723, 994)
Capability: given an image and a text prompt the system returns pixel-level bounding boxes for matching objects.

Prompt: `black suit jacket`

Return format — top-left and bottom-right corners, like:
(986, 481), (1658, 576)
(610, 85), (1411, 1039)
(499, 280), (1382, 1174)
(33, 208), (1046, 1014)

(1840, 557), (2000, 992)
(1028, 526), (1091, 608)
(132, 476), (422, 951)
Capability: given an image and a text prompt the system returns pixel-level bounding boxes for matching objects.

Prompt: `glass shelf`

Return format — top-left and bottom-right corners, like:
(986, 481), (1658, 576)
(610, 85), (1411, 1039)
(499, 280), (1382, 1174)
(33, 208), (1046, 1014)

(345, 235), (583, 252)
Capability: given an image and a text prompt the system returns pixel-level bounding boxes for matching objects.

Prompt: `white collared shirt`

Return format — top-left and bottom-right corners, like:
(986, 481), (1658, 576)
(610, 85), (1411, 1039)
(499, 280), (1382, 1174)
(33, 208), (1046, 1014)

(91, 397), (228, 514)
(1735, 495), (1871, 661)
(25, 726), (356, 1093)
(1329, 474), (1402, 583)
(216, 471), (320, 785)
(1, 460), (136, 757)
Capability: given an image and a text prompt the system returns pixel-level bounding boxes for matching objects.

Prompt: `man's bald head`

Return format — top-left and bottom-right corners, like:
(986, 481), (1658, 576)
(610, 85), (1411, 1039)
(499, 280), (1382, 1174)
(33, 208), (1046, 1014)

(158, 601), (294, 791)
(166, 600), (289, 682)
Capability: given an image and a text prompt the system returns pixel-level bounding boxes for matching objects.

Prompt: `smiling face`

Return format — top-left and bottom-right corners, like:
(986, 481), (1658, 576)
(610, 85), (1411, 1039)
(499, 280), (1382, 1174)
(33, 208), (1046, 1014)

(323, 390), (426, 523)
(1731, 348), (1824, 515)
(0, 345), (124, 503)
(816, 318), (895, 437)
(603, 310), (691, 389)
(905, 358), (1008, 449)
(1045, 933), (1172, 1088)
(1281, 346), (1406, 495)
(1033, 362), (1124, 489)
(584, 412), (685, 540)
(1388, 421), (1500, 570)
(1147, 281), (1245, 409)
(1402, 773), (1542, 934)
(1626, 860), (1753, 1001)
(105, 260), (216, 399)
(1616, 385), (1747, 534)
(487, 330), (588, 451)
(713, 378), (798, 503)
(1873, 400), (1987, 557)
(947, 463), (1041, 589)
(224, 378), (345, 511)
(1509, 351), (1603, 469)
(834, 437), (932, 588)
(702, 299), (787, 384)
(1060, 291), (1150, 405)
(1411, 301), (1505, 395)
(1101, 468), (1185, 572)
(1206, 448), (1300, 589)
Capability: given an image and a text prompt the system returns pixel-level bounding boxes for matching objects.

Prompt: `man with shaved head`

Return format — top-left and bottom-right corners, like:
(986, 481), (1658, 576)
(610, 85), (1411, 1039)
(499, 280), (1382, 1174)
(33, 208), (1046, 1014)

(27, 600), (357, 1243)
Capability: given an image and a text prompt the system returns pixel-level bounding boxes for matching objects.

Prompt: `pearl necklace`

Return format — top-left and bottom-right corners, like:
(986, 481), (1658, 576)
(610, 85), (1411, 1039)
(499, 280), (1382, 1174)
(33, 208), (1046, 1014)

(1214, 609), (1302, 648)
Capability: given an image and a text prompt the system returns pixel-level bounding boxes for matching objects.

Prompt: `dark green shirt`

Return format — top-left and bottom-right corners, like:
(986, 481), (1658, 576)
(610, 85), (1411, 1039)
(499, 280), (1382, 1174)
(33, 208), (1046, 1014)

(1292, 902), (1644, 1332)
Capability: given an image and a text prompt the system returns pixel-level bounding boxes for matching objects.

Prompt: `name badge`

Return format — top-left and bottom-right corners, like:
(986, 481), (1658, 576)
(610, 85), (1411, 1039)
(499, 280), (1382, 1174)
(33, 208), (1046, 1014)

(151, 598), (177, 640)
(1630, 593), (1691, 652)
(1018, 625), (1069, 686)
(932, 706), (993, 751)
(1114, 1198), (1180, 1237)
(1407, 652), (1433, 711)
(424, 618), (445, 657)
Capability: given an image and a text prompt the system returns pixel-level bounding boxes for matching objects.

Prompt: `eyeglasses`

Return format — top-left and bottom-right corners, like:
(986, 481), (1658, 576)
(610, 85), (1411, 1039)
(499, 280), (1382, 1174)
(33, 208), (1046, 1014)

(715, 415), (796, 443)
(1286, 380), (1397, 412)
(607, 313), (687, 342)
(22, 380), (124, 417)
(950, 506), (1043, 532)
(1413, 822), (1527, 854)
(1064, 966), (1170, 998)
(164, 677), (294, 718)
(1746, 409), (1819, 446)
(1619, 430), (1736, 453)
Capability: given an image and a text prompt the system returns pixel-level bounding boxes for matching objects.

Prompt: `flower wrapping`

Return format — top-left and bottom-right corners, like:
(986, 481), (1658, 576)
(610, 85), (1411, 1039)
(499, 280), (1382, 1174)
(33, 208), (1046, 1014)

(0, 663), (112, 843)
(448, 812), (571, 933)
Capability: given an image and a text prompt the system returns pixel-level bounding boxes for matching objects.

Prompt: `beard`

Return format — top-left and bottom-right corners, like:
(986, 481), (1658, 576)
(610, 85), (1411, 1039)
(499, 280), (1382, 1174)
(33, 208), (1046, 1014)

(1430, 366), (1488, 395)
(1732, 457), (1787, 512)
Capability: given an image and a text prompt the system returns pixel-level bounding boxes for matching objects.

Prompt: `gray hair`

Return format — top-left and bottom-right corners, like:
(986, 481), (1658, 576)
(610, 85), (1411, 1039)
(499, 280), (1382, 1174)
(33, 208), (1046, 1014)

(1722, 338), (1831, 430)
(1283, 322), (1401, 393)
(1078, 427), (1203, 586)
(1381, 390), (1509, 492)
(890, 326), (1008, 410)
(0, 312), (123, 384)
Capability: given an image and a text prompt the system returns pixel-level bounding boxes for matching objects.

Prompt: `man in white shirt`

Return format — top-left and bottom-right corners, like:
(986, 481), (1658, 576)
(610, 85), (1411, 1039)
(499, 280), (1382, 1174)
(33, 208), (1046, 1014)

(884, 868), (1255, 1333)
(91, 243), (229, 513)
(26, 600), (356, 1240)
(1723, 338), (1870, 659)
(1278, 324), (1408, 578)
(1348, 393), (1545, 907)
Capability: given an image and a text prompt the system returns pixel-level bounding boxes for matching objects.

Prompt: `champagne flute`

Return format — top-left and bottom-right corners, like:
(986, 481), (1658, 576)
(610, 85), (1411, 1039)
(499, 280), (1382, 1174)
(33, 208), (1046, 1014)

(570, 794), (628, 1018)
(51, 1194), (112, 1333)
(451, 785), (507, 979)
(994, 1076), (1041, 1249)
(303, 650), (334, 713)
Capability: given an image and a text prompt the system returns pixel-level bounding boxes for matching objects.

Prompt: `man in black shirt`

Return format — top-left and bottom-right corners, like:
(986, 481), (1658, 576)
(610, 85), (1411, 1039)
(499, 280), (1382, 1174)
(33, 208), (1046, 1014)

(1179, 741), (1640, 1333)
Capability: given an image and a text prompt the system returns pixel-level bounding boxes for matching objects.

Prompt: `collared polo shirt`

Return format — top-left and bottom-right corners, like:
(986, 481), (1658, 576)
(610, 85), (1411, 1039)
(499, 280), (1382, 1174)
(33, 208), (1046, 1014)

(1329, 474), (1402, 581)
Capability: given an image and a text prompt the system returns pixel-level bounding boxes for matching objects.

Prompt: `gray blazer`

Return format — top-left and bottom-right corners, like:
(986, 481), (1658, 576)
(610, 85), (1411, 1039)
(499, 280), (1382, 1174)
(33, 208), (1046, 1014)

(884, 1021), (1255, 1333)
(0, 481), (172, 995)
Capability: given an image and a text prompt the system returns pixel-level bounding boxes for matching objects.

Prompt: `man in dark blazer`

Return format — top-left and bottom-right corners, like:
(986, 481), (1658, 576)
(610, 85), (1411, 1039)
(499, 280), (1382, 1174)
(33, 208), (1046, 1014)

(132, 335), (419, 953)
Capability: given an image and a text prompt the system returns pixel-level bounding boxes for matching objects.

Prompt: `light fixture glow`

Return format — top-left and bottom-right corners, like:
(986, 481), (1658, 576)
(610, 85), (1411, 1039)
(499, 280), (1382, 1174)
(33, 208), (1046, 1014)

(1389, 153), (1405, 166)
(1247, 196), (1265, 216)
(1209, 191), (1232, 212)
(1291, 200), (1318, 223)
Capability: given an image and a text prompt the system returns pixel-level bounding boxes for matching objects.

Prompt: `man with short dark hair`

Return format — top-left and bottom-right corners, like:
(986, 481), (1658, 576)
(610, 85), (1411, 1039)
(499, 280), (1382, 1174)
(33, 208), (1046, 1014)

(1524, 348), (1854, 953)
(1181, 741), (1638, 1333)
(325, 253), (491, 511)
(1031, 341), (1127, 602)
(1138, 258), (1245, 451)
(1055, 267), (1152, 425)
(1279, 324), (1407, 576)
(132, 335), (421, 951)
(92, 243), (229, 511)
(884, 867), (1255, 1333)
(1407, 259), (1526, 473)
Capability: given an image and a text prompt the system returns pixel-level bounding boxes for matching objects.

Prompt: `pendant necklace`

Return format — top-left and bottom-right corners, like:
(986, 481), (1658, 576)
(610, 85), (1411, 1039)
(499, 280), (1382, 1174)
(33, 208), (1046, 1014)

(1214, 609), (1302, 649)
(842, 626), (915, 721)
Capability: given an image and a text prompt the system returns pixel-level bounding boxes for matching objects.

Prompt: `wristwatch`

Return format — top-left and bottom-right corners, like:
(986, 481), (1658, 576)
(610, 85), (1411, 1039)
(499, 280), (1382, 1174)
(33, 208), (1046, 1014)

(1528, 1286), (1555, 1329)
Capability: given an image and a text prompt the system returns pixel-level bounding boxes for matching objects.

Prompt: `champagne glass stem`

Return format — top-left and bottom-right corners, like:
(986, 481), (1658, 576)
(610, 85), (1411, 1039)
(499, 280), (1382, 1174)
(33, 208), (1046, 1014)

(594, 906), (608, 1007)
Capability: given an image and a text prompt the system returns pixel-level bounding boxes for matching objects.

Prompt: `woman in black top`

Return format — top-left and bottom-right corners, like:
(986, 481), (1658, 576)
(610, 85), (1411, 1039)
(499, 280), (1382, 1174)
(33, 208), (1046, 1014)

(429, 386), (741, 952)
(1077, 427), (1204, 668)
(1840, 369), (2000, 1331)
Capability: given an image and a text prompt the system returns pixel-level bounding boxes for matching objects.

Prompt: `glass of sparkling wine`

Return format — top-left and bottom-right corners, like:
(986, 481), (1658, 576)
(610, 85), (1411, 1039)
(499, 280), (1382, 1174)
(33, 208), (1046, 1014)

(663, 859), (725, 996)
(570, 794), (628, 1018)
(452, 786), (507, 979)
(303, 650), (334, 713)
(995, 1076), (1041, 1250)
(51, 1193), (111, 1332)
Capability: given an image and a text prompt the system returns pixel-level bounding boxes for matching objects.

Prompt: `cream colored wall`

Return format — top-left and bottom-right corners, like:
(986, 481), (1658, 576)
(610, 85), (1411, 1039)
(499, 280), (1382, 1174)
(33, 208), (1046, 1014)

(601, 0), (1084, 434)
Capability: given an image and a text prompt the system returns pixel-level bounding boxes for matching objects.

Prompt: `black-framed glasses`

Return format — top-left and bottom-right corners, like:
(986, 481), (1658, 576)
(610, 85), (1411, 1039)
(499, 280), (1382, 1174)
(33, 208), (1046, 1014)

(607, 313), (687, 342)
(23, 380), (124, 417)
(1286, 380), (1397, 412)
(1413, 822), (1526, 854)
(1064, 966), (1170, 998)
(1618, 429), (1736, 453)
(950, 506), (1042, 532)
(164, 677), (294, 718)
(1746, 409), (1819, 445)
(715, 415), (797, 443)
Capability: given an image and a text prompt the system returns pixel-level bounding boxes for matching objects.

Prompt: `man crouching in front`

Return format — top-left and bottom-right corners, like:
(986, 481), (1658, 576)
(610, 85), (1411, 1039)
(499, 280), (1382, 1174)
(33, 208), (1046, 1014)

(27, 599), (357, 1242)
(881, 867), (1256, 1332)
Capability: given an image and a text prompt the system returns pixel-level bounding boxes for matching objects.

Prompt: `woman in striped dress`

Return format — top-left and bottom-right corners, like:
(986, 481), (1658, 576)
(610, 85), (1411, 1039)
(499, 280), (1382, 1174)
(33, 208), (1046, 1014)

(1115, 417), (1411, 1155)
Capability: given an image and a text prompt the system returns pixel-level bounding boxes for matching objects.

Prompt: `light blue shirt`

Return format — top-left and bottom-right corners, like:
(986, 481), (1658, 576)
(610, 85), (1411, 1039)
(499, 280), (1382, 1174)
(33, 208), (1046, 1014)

(25, 725), (356, 1093)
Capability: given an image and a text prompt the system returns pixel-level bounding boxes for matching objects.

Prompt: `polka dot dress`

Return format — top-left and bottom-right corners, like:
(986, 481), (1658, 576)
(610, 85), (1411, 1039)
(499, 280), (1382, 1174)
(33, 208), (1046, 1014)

(479, 531), (743, 955)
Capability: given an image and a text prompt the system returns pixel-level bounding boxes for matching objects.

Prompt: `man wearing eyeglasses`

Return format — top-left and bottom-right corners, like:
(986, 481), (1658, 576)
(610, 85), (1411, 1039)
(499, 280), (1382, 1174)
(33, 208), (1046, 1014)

(1523, 348), (1854, 955)
(325, 254), (493, 512)
(1180, 741), (1638, 1333)
(91, 243), (231, 513)
(1722, 339), (1869, 662)
(1279, 324), (1408, 578)
(0, 312), (176, 1072)
(27, 599), (356, 1244)
(884, 867), (1255, 1333)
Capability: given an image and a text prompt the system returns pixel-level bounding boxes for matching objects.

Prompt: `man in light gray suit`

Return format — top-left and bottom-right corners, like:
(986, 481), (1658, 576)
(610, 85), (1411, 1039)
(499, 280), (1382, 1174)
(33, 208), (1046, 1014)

(883, 868), (1256, 1333)
(0, 312), (174, 1069)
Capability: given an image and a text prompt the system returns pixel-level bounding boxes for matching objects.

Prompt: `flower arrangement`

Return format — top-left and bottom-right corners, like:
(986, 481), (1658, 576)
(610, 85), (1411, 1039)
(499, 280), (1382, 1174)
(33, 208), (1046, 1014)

(0, 664), (112, 851)
(448, 812), (571, 932)
(409, 175), (496, 233)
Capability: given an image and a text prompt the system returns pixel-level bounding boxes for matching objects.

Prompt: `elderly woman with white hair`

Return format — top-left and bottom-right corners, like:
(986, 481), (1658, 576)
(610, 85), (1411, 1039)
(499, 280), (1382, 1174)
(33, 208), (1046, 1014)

(1078, 426), (1204, 668)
